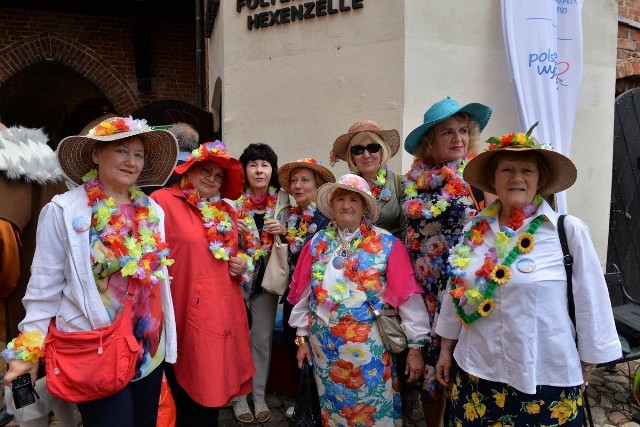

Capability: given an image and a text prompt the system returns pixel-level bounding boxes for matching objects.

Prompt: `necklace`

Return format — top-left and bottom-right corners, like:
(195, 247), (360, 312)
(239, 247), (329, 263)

(368, 167), (392, 203)
(236, 186), (277, 260)
(448, 197), (543, 325)
(286, 202), (318, 254)
(403, 156), (473, 219)
(181, 180), (235, 261)
(83, 169), (173, 286)
(311, 223), (385, 307)
(181, 179), (253, 282)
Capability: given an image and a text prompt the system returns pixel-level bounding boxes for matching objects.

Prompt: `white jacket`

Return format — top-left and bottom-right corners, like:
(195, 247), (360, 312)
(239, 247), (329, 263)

(19, 185), (177, 363)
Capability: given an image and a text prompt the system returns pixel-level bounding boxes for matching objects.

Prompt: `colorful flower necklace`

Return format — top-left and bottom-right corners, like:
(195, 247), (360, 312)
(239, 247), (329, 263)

(448, 196), (544, 325)
(367, 167), (392, 203)
(310, 223), (385, 308)
(402, 156), (473, 220)
(83, 169), (173, 286)
(181, 179), (254, 283)
(286, 202), (318, 254)
(236, 186), (277, 260)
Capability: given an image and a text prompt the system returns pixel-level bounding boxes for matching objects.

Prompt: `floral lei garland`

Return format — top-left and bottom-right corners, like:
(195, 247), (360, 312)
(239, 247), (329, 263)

(84, 169), (174, 285)
(181, 180), (254, 283)
(311, 223), (385, 308)
(403, 156), (474, 220)
(236, 186), (277, 260)
(286, 202), (318, 255)
(368, 167), (392, 203)
(448, 196), (544, 325)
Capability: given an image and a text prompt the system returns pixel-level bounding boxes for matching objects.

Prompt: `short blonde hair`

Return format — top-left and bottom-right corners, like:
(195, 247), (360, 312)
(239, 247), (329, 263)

(413, 113), (481, 162)
(346, 131), (390, 172)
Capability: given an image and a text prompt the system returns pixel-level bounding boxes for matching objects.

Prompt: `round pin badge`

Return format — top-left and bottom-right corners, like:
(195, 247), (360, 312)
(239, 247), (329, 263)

(72, 216), (91, 232)
(517, 258), (536, 273)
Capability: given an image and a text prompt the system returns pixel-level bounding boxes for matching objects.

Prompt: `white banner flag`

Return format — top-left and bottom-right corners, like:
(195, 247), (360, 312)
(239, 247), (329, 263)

(501, 0), (583, 213)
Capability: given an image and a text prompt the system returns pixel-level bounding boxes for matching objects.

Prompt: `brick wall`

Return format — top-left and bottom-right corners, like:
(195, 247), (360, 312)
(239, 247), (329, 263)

(617, 0), (640, 92)
(0, 8), (198, 114)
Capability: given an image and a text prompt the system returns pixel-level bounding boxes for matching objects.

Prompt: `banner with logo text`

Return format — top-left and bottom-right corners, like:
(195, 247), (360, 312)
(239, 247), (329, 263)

(501, 0), (583, 214)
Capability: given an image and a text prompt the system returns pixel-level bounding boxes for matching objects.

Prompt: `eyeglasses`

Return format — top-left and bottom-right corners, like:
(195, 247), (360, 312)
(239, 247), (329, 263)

(350, 143), (382, 156)
(199, 167), (224, 183)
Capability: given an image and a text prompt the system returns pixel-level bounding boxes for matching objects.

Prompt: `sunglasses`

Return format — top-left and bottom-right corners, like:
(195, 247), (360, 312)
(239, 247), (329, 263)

(350, 143), (382, 156)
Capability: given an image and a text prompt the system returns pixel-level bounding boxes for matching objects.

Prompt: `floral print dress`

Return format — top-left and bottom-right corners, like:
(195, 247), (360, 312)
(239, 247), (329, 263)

(402, 157), (477, 401)
(308, 226), (402, 427)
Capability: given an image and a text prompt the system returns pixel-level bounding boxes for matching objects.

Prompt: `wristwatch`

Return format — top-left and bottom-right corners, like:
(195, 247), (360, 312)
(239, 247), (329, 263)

(294, 336), (309, 347)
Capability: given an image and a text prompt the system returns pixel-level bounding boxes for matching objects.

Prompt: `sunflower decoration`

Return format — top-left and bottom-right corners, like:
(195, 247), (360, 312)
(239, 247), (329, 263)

(490, 265), (511, 285)
(478, 299), (495, 317)
(516, 233), (535, 254)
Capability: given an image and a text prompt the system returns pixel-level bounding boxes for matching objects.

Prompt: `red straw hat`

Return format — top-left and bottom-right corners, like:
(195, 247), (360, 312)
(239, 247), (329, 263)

(175, 141), (245, 200)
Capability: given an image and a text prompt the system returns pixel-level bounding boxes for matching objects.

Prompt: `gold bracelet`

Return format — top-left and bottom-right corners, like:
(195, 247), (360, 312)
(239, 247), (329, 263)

(294, 336), (308, 347)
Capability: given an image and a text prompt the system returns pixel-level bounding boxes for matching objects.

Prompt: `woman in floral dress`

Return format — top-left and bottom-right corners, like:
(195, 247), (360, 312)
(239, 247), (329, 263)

(288, 174), (430, 426)
(435, 128), (621, 426)
(402, 97), (492, 426)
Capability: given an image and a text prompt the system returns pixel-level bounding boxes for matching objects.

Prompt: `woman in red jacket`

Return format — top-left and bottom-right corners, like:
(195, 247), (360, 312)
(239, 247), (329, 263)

(151, 141), (254, 427)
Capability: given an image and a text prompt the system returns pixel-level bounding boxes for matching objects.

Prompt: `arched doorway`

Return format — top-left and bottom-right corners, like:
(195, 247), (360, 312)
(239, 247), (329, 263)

(0, 61), (114, 148)
(608, 88), (640, 299)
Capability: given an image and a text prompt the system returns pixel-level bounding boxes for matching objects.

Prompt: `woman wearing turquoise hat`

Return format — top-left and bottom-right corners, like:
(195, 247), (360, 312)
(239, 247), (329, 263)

(402, 97), (492, 426)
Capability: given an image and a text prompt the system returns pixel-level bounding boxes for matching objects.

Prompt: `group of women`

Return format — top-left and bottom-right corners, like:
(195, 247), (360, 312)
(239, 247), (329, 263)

(2, 95), (622, 427)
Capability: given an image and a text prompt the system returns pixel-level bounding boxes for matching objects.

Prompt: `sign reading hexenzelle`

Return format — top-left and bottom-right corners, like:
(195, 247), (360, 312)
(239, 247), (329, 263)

(237, 0), (364, 31)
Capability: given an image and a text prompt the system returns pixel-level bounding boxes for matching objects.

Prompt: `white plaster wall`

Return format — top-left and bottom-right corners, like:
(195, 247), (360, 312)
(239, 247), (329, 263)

(566, 0), (618, 262)
(210, 0), (618, 260)
(213, 0), (405, 178)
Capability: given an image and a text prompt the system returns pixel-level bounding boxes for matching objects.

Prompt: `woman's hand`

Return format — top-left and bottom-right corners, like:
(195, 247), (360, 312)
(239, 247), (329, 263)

(264, 219), (285, 236)
(229, 256), (247, 277)
(296, 343), (312, 369)
(237, 219), (249, 235)
(436, 345), (454, 388)
(4, 359), (39, 387)
(406, 347), (424, 383)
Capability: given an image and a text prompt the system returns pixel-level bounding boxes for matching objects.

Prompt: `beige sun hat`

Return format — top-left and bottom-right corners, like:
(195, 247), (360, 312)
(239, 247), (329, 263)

(463, 124), (577, 196)
(316, 174), (379, 222)
(332, 120), (400, 162)
(57, 116), (178, 187)
(278, 158), (336, 194)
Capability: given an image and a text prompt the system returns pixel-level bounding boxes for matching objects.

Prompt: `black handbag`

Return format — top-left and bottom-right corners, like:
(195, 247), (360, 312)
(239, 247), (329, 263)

(291, 359), (321, 427)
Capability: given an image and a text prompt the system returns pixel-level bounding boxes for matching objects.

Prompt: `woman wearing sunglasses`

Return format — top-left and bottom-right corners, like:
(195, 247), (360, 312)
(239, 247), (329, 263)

(402, 97), (492, 426)
(330, 120), (405, 238)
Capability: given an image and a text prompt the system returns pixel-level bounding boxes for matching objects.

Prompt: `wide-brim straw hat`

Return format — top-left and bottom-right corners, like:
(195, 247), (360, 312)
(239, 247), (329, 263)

(278, 158), (336, 194)
(175, 141), (245, 200)
(332, 120), (400, 161)
(57, 116), (178, 187)
(463, 128), (577, 196)
(404, 97), (492, 155)
(316, 174), (379, 222)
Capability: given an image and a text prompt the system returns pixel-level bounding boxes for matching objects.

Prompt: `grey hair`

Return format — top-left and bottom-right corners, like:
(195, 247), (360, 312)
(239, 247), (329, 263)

(169, 123), (199, 151)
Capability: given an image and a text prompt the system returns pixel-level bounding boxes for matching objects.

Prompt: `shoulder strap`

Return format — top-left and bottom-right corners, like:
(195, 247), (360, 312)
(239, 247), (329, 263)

(469, 186), (485, 211)
(394, 173), (402, 203)
(558, 214), (576, 328)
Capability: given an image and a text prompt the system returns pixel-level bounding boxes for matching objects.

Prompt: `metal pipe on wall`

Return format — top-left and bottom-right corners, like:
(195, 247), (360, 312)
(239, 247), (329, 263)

(195, 0), (205, 108)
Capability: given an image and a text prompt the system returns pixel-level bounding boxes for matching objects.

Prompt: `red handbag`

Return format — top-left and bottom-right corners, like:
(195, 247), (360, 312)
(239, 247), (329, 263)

(45, 280), (140, 402)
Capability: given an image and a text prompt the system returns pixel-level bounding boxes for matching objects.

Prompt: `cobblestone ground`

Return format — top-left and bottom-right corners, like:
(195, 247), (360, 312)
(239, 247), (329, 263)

(1, 361), (640, 426)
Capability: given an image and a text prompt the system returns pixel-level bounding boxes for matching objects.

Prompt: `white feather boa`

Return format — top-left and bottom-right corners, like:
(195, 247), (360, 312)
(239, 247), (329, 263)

(0, 126), (63, 184)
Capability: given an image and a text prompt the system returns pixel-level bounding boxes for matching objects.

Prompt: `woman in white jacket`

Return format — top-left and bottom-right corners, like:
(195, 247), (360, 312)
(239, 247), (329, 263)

(3, 116), (179, 427)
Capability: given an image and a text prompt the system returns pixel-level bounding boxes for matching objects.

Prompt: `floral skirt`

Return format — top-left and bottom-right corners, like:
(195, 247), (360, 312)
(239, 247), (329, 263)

(449, 369), (583, 427)
(309, 315), (402, 427)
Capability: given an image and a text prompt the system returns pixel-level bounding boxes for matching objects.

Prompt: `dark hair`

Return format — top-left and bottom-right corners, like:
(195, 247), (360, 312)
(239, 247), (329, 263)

(239, 143), (280, 190)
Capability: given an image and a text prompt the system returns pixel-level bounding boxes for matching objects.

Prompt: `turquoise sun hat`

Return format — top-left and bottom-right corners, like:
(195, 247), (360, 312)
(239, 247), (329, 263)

(404, 96), (493, 155)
